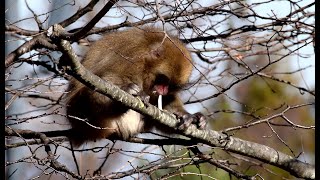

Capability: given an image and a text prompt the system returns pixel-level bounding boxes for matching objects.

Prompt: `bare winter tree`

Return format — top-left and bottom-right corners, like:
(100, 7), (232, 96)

(5, 0), (315, 179)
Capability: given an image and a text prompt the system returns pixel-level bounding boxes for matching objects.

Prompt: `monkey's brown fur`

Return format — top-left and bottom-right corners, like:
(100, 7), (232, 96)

(66, 27), (196, 146)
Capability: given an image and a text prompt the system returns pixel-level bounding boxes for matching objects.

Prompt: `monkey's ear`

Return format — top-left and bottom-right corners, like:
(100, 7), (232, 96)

(149, 43), (165, 59)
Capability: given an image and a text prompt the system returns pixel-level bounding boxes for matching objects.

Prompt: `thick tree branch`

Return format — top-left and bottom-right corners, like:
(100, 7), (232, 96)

(58, 0), (120, 41)
(46, 24), (314, 180)
(60, 0), (100, 28)
(69, 0), (119, 40)
(5, 24), (39, 36)
(5, 34), (57, 68)
(5, 0), (119, 70)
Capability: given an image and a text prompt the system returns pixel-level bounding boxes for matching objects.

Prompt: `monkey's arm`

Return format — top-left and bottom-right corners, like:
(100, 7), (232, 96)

(163, 95), (207, 130)
(68, 74), (144, 116)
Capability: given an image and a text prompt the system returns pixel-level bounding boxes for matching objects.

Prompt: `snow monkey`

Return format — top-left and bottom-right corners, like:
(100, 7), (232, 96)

(66, 27), (206, 146)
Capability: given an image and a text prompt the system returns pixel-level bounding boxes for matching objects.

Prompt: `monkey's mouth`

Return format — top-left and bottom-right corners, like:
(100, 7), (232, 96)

(153, 73), (170, 95)
(154, 84), (169, 95)
(154, 84), (168, 110)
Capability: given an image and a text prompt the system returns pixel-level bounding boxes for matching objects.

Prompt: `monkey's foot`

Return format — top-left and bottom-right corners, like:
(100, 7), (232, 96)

(122, 83), (150, 104)
(176, 112), (207, 130)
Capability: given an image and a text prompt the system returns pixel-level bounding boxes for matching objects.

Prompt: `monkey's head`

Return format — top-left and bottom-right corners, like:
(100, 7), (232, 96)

(142, 32), (193, 100)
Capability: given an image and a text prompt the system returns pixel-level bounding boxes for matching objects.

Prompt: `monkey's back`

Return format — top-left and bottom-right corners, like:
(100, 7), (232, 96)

(81, 27), (191, 78)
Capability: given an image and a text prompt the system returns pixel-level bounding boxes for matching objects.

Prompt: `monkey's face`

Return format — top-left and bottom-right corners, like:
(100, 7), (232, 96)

(142, 35), (193, 100)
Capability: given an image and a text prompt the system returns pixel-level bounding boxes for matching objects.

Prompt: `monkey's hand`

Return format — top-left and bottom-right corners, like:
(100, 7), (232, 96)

(121, 83), (150, 104)
(175, 112), (207, 130)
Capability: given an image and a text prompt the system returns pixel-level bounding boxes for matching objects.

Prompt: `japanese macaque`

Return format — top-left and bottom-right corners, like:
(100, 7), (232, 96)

(66, 27), (206, 147)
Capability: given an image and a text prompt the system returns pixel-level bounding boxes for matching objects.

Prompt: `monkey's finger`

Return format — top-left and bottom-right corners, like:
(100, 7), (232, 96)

(177, 114), (193, 130)
(194, 113), (207, 129)
(123, 83), (141, 95)
(137, 92), (150, 104)
(197, 116), (207, 130)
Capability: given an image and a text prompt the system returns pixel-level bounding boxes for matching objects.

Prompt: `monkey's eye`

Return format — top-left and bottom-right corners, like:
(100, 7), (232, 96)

(155, 73), (170, 85)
